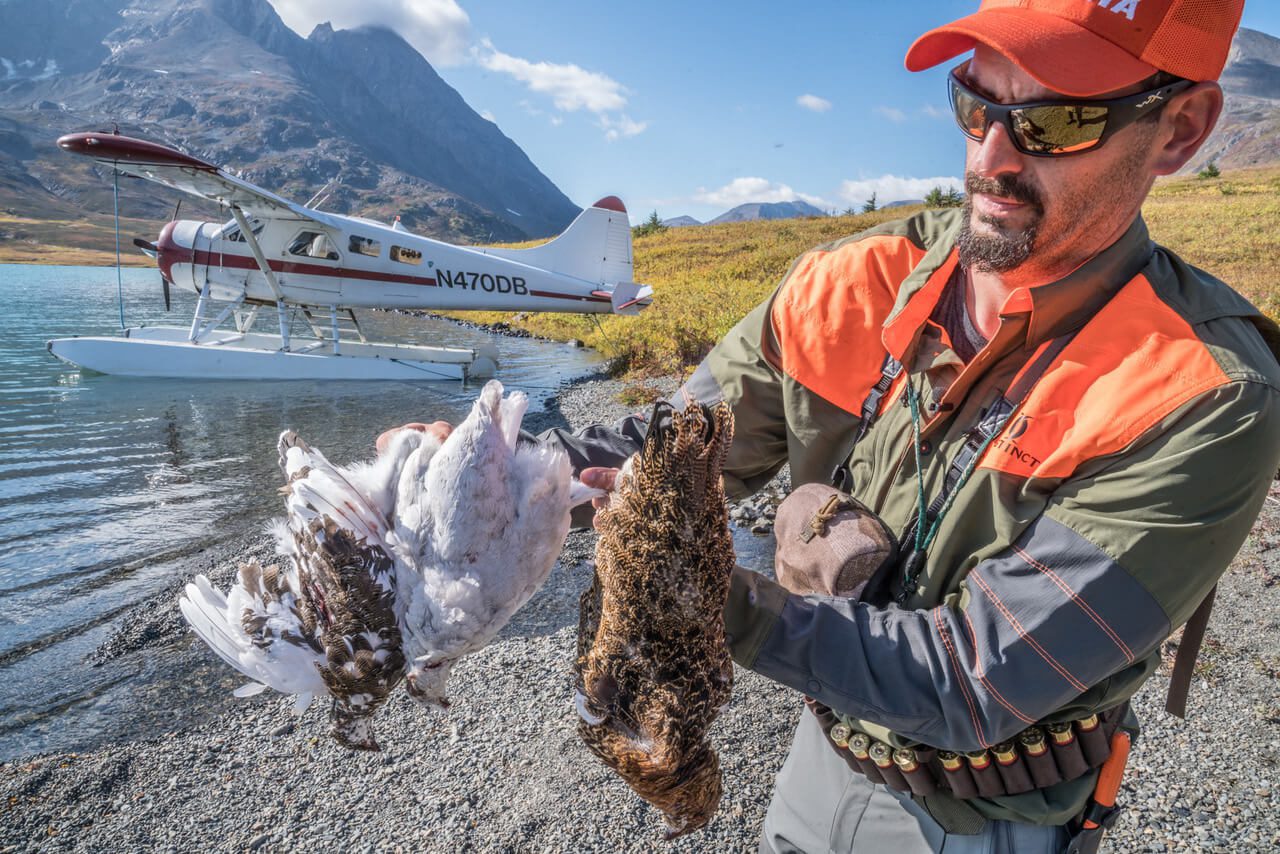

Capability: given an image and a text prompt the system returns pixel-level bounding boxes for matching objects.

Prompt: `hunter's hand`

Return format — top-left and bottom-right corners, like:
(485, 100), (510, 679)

(580, 466), (620, 528)
(376, 421), (453, 454)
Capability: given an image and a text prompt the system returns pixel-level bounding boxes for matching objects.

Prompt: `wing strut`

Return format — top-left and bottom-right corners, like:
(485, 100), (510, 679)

(230, 205), (292, 351)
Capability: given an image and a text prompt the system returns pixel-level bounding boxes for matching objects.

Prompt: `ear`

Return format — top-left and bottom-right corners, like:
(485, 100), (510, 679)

(1151, 82), (1224, 176)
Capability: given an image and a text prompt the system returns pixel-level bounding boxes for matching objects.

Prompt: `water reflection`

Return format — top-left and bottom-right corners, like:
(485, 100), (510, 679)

(0, 264), (605, 760)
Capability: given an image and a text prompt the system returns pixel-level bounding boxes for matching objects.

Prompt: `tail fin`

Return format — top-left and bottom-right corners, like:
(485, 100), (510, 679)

(482, 196), (636, 287)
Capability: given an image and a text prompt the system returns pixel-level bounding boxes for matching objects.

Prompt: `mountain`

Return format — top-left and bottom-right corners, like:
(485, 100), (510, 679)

(708, 200), (826, 225)
(662, 215), (701, 227)
(1184, 27), (1280, 173)
(0, 0), (581, 243)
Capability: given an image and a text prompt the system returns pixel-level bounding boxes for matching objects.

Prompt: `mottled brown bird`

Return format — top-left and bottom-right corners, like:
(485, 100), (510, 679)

(575, 401), (736, 839)
(179, 430), (414, 751)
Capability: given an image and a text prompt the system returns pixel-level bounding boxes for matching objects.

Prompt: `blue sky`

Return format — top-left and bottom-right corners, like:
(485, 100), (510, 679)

(267, 1), (1280, 223)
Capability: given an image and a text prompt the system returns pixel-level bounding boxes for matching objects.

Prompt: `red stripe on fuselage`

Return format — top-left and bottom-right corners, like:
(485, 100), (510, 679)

(530, 289), (611, 304)
(181, 247), (615, 304)
(189, 248), (439, 287)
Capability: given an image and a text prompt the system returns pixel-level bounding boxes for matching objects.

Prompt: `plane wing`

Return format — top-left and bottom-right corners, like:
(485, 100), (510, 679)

(56, 132), (343, 229)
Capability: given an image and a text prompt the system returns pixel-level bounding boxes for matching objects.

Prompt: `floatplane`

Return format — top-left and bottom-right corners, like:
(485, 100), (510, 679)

(47, 131), (652, 381)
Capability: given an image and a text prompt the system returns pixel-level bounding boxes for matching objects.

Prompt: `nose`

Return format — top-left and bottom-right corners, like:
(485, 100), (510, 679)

(967, 118), (1025, 181)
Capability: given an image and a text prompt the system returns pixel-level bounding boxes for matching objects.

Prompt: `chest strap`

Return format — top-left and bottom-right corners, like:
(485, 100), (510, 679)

(855, 354), (903, 444)
(1165, 585), (1216, 719)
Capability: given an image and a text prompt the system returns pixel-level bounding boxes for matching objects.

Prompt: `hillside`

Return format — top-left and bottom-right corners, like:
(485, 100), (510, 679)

(708, 200), (826, 225)
(450, 165), (1280, 378)
(0, 0), (580, 244)
(1185, 27), (1280, 173)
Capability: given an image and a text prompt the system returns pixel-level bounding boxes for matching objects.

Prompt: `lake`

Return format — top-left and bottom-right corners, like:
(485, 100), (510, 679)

(0, 263), (604, 760)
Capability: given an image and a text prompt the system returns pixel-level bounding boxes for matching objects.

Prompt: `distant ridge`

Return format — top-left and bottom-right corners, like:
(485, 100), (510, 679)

(662, 215), (701, 227)
(0, 0), (581, 243)
(1185, 27), (1280, 173)
(708, 200), (826, 225)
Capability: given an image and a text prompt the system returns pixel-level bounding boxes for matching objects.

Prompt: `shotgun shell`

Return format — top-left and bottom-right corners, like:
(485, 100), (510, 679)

(1076, 713), (1100, 732)
(830, 722), (853, 748)
(1047, 722), (1075, 746)
(892, 748), (920, 773)
(966, 749), (992, 770)
(869, 741), (895, 769)
(993, 741), (1018, 765)
(848, 733), (872, 760)
(1019, 727), (1048, 757)
(938, 750), (964, 772)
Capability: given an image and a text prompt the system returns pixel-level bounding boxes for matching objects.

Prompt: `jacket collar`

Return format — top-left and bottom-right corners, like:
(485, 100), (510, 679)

(882, 215), (1155, 364)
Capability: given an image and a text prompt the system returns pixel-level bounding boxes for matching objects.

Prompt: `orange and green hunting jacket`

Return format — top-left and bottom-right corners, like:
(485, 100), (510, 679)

(547, 208), (1280, 825)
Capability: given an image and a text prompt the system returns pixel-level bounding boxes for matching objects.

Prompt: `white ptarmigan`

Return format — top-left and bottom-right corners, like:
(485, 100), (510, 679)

(178, 380), (596, 749)
(390, 379), (592, 708)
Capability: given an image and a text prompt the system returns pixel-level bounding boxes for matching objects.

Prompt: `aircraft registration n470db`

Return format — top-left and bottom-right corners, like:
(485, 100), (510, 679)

(47, 131), (653, 381)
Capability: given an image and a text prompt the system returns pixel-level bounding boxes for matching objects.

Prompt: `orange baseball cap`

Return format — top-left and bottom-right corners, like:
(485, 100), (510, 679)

(905, 0), (1245, 97)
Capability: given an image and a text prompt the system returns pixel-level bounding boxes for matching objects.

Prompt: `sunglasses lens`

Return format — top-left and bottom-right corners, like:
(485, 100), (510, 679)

(1013, 105), (1109, 155)
(950, 83), (988, 140)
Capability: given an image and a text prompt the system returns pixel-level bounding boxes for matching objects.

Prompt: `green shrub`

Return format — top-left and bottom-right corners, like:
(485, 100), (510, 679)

(1198, 161), (1221, 179)
(925, 186), (964, 208)
(632, 210), (667, 237)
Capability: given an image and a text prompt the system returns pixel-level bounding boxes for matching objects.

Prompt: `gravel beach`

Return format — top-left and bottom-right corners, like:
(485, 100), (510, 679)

(3, 372), (1278, 853)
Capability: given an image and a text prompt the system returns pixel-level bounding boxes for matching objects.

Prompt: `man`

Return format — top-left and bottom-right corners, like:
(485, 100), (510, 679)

(384, 1), (1280, 850)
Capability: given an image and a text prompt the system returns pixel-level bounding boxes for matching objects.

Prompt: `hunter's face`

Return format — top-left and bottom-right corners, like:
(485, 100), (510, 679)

(957, 45), (1159, 279)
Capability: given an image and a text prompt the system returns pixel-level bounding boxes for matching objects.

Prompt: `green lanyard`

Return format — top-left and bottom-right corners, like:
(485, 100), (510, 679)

(905, 378), (1001, 561)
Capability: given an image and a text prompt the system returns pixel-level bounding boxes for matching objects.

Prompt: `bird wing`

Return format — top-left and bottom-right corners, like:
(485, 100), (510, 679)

(276, 432), (406, 688)
(179, 565), (327, 702)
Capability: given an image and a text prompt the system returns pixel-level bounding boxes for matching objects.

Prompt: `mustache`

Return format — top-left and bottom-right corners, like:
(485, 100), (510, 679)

(965, 172), (1044, 212)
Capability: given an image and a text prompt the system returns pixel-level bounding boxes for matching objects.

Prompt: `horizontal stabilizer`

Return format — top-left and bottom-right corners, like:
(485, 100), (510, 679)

(607, 282), (653, 316)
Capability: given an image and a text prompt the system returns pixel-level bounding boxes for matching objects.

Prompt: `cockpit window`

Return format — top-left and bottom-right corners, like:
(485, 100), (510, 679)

(349, 235), (381, 257)
(288, 231), (339, 260)
(221, 220), (263, 242)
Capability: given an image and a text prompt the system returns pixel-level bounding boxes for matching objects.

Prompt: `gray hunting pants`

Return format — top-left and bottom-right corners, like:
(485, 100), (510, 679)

(760, 712), (1071, 854)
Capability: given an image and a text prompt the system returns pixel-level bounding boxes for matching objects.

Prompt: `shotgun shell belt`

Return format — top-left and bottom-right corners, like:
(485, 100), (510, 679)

(803, 697), (1129, 799)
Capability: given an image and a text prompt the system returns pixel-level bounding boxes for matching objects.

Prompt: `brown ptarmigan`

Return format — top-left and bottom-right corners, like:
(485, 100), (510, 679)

(574, 401), (736, 839)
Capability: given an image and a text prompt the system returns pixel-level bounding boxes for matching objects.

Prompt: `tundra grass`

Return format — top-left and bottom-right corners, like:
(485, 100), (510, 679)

(451, 165), (1280, 376)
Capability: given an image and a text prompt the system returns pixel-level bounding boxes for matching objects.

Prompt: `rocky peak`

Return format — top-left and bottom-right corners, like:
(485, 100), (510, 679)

(0, 0), (580, 242)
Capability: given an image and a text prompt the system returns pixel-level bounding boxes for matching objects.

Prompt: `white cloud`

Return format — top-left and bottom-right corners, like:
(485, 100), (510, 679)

(921, 103), (947, 119)
(876, 106), (908, 123)
(694, 177), (829, 209)
(838, 174), (963, 207)
(269, 2), (646, 140)
(600, 114), (648, 141)
(476, 40), (626, 113)
(474, 39), (646, 140)
(797, 94), (832, 113)
(480, 109), (496, 122)
(268, 0), (472, 66)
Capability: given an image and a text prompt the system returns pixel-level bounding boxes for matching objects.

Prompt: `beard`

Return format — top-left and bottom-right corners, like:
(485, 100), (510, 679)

(955, 172), (1045, 273)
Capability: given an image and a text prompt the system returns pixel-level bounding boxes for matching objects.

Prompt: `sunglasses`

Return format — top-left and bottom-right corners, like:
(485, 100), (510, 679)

(947, 63), (1194, 157)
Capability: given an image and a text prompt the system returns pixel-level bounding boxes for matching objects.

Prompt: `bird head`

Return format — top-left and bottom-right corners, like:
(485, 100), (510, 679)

(405, 660), (452, 711)
(648, 745), (724, 840)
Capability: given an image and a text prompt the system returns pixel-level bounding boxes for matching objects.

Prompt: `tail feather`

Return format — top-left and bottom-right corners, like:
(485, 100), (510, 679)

(179, 579), (255, 676)
(179, 574), (326, 698)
